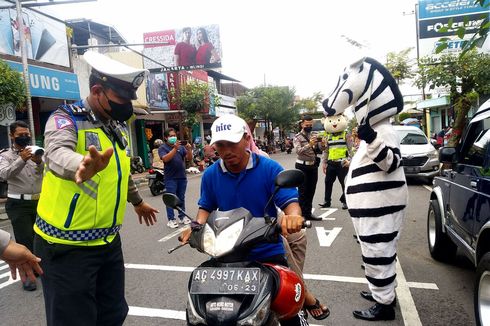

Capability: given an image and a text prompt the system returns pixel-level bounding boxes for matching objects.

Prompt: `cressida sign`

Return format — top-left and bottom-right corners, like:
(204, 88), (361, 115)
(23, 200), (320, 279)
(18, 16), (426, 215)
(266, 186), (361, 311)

(417, 0), (490, 57)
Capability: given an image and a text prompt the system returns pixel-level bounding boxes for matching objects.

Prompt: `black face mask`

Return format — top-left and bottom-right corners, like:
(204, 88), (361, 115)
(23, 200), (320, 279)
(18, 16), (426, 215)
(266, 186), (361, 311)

(14, 136), (31, 147)
(100, 91), (134, 122)
(303, 127), (312, 133)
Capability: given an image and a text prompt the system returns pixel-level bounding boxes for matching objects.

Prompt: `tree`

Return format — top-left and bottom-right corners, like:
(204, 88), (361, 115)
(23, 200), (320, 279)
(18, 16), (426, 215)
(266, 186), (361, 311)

(237, 85), (300, 141)
(416, 51), (490, 145)
(171, 79), (217, 139)
(0, 59), (26, 109)
(435, 0), (490, 56)
(294, 92), (324, 114)
(385, 48), (415, 85)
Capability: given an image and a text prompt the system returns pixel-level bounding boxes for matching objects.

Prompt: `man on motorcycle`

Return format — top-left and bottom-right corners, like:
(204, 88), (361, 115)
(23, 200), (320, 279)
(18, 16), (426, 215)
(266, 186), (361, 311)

(181, 115), (308, 325)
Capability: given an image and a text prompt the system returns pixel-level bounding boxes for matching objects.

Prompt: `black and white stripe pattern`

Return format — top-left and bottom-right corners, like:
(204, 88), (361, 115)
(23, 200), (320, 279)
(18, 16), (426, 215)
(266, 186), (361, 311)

(322, 57), (408, 305)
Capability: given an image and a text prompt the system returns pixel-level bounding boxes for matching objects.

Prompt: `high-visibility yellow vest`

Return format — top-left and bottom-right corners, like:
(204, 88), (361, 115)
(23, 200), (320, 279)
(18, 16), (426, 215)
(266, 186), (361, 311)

(35, 104), (130, 246)
(327, 131), (348, 161)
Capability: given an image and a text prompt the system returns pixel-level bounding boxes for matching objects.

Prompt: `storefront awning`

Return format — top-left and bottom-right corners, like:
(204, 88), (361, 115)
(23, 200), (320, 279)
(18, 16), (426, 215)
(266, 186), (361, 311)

(416, 96), (450, 110)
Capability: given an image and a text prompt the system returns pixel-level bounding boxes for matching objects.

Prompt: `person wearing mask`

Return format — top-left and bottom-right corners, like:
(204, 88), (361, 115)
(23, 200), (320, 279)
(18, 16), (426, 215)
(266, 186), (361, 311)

(293, 115), (325, 221)
(33, 51), (159, 326)
(0, 120), (43, 291)
(180, 114), (308, 325)
(159, 128), (193, 228)
(0, 229), (43, 284)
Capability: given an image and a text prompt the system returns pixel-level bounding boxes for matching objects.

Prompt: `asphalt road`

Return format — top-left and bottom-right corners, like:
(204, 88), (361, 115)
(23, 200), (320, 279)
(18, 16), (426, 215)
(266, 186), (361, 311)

(0, 152), (476, 326)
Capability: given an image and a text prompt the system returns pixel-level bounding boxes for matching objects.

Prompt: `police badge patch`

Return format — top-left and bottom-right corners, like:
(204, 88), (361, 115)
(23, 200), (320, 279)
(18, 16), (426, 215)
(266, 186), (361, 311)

(54, 116), (73, 129)
(85, 132), (102, 151)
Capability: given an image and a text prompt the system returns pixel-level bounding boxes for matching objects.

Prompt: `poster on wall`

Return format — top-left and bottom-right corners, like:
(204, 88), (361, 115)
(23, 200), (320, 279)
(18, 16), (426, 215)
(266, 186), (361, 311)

(0, 0), (70, 67)
(142, 24), (222, 72)
(417, 0), (490, 58)
(146, 72), (170, 110)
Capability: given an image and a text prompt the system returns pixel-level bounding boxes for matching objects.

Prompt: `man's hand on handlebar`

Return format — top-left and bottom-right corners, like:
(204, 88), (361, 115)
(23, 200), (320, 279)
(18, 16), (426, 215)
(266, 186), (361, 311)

(280, 214), (304, 236)
(180, 227), (192, 244)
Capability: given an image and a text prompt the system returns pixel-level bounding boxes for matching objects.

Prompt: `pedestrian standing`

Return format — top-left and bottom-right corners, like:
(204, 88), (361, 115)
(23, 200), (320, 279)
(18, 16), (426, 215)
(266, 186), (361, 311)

(293, 115), (324, 221)
(0, 120), (43, 291)
(33, 51), (159, 326)
(159, 128), (193, 228)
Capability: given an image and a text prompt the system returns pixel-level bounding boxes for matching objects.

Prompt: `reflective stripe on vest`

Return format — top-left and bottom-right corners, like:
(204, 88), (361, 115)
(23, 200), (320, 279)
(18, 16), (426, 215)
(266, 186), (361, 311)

(35, 110), (130, 246)
(328, 132), (348, 161)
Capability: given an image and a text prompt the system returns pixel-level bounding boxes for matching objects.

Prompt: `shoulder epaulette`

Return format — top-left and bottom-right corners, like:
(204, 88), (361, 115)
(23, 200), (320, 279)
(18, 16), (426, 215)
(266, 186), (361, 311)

(58, 104), (89, 116)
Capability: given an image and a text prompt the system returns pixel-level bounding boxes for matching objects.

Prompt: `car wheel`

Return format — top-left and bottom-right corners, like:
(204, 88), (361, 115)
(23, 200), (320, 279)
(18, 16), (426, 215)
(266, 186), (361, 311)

(427, 199), (457, 261)
(475, 252), (490, 326)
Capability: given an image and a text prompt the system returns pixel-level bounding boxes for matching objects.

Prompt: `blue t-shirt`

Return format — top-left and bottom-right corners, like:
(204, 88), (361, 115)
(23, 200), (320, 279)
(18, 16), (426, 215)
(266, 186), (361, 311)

(198, 153), (299, 261)
(158, 144), (187, 179)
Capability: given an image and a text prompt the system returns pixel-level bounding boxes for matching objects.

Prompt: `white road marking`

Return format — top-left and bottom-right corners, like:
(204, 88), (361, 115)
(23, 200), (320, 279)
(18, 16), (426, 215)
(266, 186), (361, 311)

(158, 228), (186, 242)
(423, 185), (432, 192)
(0, 263), (9, 271)
(319, 208), (337, 220)
(124, 263), (437, 290)
(396, 259), (423, 326)
(128, 306), (186, 320)
(0, 271), (19, 290)
(315, 227), (342, 247)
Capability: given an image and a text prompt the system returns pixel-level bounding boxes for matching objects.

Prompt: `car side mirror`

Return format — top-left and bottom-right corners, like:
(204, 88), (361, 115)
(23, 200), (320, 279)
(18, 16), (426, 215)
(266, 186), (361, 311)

(439, 147), (457, 164)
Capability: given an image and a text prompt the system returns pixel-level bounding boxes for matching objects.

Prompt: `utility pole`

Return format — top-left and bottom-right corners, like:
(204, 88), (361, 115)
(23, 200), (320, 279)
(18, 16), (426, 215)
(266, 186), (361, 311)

(15, 0), (36, 142)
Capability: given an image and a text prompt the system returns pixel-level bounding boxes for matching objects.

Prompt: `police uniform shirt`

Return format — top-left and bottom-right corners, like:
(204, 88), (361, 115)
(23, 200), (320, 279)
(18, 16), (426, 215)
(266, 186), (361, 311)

(293, 131), (318, 162)
(0, 229), (11, 254)
(43, 99), (142, 205)
(0, 148), (43, 195)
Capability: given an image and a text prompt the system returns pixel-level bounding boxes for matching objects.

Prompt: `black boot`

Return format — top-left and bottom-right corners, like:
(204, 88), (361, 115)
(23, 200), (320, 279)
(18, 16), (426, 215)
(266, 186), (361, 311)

(360, 291), (397, 306)
(353, 302), (395, 321)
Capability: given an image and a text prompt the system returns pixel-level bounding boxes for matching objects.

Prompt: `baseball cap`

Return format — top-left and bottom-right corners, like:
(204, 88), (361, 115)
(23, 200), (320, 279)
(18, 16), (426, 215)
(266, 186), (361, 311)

(83, 51), (149, 100)
(210, 115), (247, 145)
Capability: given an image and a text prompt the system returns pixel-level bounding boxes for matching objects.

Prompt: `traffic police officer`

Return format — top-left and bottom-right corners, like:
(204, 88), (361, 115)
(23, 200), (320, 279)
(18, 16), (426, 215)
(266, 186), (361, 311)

(33, 51), (159, 326)
(293, 115), (325, 221)
(0, 120), (43, 291)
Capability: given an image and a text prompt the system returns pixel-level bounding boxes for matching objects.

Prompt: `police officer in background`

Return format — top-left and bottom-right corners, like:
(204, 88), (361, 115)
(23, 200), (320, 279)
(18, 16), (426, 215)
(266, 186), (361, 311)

(293, 115), (325, 221)
(0, 121), (43, 291)
(33, 51), (159, 326)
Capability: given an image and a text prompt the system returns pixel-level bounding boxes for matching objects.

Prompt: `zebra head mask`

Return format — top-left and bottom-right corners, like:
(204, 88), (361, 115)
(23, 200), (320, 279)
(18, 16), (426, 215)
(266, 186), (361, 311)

(322, 57), (403, 126)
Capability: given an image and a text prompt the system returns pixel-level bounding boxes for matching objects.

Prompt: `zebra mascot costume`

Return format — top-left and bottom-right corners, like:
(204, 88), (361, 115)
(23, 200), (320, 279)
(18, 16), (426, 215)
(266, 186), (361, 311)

(322, 57), (407, 321)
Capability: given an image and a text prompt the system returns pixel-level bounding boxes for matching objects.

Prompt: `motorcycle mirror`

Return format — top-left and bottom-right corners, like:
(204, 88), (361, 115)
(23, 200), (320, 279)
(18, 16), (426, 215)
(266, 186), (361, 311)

(275, 169), (305, 188)
(162, 193), (181, 209)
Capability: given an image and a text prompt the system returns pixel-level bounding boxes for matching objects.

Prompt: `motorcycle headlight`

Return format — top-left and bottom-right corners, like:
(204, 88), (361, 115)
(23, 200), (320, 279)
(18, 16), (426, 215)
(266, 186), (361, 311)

(202, 219), (244, 257)
(237, 293), (272, 326)
(428, 149), (439, 159)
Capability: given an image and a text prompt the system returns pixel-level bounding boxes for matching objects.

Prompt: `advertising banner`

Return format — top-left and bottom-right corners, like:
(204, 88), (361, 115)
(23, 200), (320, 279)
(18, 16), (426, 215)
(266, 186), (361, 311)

(142, 24), (222, 72)
(4, 60), (80, 99)
(417, 0), (490, 58)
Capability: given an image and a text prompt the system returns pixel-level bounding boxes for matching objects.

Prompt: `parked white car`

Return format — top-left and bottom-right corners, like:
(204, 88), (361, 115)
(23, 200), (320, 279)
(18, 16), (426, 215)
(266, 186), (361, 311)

(394, 125), (440, 184)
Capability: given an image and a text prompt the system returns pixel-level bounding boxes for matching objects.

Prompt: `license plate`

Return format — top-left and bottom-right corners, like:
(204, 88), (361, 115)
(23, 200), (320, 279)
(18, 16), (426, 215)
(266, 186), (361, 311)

(146, 174), (156, 179)
(404, 166), (420, 174)
(190, 267), (260, 295)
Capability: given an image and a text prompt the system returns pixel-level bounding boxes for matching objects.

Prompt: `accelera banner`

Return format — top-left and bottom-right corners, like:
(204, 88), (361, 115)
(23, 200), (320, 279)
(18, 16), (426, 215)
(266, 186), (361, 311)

(0, 0), (70, 67)
(142, 24), (222, 72)
(417, 0), (490, 57)
(5, 60), (80, 100)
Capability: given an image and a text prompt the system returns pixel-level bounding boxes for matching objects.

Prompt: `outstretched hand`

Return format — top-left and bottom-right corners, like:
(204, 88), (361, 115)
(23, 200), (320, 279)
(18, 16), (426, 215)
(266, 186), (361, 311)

(75, 146), (113, 184)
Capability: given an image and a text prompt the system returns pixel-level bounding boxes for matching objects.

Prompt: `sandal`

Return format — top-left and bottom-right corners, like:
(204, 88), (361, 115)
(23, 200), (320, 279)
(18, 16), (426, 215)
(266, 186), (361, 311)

(304, 298), (330, 320)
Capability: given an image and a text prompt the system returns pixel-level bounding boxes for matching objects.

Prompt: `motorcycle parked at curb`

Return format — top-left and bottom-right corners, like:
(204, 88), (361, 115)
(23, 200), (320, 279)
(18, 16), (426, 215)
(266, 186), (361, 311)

(164, 169), (311, 326)
(147, 168), (165, 196)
